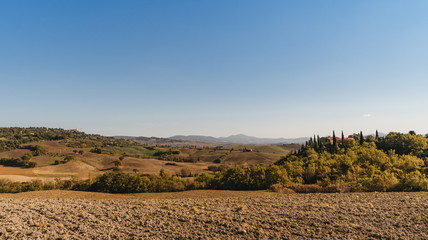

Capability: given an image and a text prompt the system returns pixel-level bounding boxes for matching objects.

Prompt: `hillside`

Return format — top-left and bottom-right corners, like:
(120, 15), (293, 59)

(0, 127), (298, 182)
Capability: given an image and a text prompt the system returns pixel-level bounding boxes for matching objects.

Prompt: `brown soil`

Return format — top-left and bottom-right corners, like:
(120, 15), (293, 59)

(0, 191), (425, 239)
(0, 166), (35, 177)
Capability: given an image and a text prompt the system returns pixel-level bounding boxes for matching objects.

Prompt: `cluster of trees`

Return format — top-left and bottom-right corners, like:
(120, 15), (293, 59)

(89, 170), (202, 193)
(276, 131), (428, 191)
(0, 127), (135, 153)
(0, 145), (47, 168)
(0, 157), (36, 168)
(21, 145), (47, 156)
(0, 179), (52, 193)
(78, 165), (289, 193)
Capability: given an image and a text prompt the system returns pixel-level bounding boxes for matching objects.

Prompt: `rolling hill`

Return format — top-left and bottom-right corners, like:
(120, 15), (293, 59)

(0, 127), (299, 183)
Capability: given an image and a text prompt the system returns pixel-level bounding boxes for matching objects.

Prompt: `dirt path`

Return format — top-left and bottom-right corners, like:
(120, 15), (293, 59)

(0, 191), (426, 239)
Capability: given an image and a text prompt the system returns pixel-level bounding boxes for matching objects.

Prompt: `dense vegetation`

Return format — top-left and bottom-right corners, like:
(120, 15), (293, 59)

(275, 131), (428, 192)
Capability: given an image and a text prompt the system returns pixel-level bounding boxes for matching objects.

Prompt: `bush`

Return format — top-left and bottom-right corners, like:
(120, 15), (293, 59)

(194, 173), (214, 189)
(284, 184), (324, 193)
(21, 153), (32, 161)
(270, 183), (296, 194)
(64, 155), (75, 162)
(90, 148), (103, 154)
(396, 171), (428, 191)
(180, 167), (193, 177)
(165, 162), (178, 166)
(213, 158), (222, 164)
(208, 165), (228, 172)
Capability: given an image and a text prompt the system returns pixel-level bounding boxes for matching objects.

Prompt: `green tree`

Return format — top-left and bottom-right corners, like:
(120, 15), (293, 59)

(114, 160), (122, 167)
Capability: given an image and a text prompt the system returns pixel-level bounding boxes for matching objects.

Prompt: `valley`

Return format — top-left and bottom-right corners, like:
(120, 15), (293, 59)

(0, 128), (298, 183)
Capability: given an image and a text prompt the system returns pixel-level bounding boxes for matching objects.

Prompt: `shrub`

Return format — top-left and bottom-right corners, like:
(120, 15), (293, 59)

(284, 184), (324, 193)
(194, 173), (214, 189)
(64, 155), (75, 162)
(21, 153), (32, 161)
(396, 171), (428, 191)
(180, 167), (193, 177)
(270, 183), (296, 194)
(208, 165), (228, 172)
(213, 158), (222, 164)
(90, 148), (103, 154)
(165, 162), (178, 166)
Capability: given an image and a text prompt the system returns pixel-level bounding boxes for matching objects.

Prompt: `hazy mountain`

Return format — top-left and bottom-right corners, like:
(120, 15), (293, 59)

(116, 132), (389, 146)
(170, 134), (309, 145)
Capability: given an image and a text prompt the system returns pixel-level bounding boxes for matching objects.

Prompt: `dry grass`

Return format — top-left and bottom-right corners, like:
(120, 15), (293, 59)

(33, 160), (99, 179)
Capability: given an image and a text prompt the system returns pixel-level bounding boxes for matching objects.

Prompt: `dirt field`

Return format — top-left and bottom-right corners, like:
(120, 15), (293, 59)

(0, 166), (35, 177)
(0, 191), (426, 239)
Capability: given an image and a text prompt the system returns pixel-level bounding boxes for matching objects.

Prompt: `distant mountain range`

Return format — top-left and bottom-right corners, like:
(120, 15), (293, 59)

(115, 132), (389, 146)
(115, 134), (308, 145)
(169, 134), (309, 145)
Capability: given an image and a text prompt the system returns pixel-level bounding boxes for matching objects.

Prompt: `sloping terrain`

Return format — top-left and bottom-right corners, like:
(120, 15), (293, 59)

(0, 139), (297, 182)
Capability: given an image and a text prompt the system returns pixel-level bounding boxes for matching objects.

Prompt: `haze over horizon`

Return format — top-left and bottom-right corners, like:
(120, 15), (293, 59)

(1, 1), (428, 138)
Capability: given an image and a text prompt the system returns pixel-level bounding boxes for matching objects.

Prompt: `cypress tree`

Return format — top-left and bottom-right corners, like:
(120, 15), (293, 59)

(332, 131), (338, 153)
(359, 131), (364, 145)
(341, 131), (345, 144)
(375, 130), (379, 139)
(332, 131), (337, 146)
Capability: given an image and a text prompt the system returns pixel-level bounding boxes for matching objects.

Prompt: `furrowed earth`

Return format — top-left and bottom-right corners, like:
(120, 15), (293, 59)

(0, 190), (426, 239)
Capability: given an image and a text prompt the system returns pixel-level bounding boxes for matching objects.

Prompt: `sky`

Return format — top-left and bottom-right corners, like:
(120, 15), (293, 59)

(1, 1), (428, 138)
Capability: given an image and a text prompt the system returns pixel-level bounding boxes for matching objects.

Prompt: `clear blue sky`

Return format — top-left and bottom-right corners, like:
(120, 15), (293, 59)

(1, 1), (428, 138)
